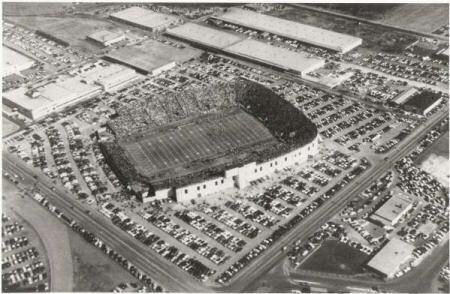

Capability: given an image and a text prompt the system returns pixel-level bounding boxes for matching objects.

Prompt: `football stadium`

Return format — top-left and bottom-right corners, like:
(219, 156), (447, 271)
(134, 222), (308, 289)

(101, 79), (319, 203)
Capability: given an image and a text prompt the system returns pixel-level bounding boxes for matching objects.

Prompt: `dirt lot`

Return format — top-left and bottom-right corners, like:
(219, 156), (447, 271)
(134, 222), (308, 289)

(299, 240), (370, 275)
(6, 16), (119, 53)
(69, 231), (138, 292)
(379, 4), (449, 34)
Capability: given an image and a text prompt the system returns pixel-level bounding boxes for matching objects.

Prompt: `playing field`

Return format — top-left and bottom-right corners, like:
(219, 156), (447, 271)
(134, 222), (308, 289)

(121, 110), (276, 177)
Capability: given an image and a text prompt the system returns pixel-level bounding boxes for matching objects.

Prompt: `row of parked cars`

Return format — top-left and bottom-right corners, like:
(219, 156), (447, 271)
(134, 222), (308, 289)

(31, 193), (163, 291)
(175, 210), (247, 253)
(141, 210), (229, 265)
(199, 204), (260, 239)
(2, 247), (40, 270)
(217, 157), (371, 284)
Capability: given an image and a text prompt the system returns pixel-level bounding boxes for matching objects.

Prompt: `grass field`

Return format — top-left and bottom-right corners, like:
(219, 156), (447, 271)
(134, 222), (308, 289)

(2, 2), (71, 16)
(69, 231), (138, 292)
(6, 16), (119, 53)
(122, 110), (276, 177)
(300, 240), (370, 275)
(379, 4), (449, 34)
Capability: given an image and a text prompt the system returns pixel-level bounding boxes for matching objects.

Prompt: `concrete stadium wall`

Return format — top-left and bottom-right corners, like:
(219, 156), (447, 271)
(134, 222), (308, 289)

(162, 136), (319, 203)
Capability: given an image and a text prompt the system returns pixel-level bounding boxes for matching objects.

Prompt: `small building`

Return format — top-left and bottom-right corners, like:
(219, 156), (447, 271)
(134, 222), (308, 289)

(367, 238), (415, 278)
(393, 88), (419, 104)
(87, 30), (126, 47)
(369, 188), (414, 228)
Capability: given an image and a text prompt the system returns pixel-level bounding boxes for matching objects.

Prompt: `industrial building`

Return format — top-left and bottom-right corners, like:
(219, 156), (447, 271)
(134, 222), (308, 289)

(3, 62), (140, 120)
(369, 188), (414, 228)
(212, 7), (362, 53)
(3, 46), (35, 76)
(226, 39), (325, 76)
(166, 23), (325, 76)
(166, 22), (243, 50)
(367, 238), (415, 278)
(110, 6), (180, 32)
(394, 88), (443, 115)
(104, 40), (201, 75)
(87, 30), (126, 47)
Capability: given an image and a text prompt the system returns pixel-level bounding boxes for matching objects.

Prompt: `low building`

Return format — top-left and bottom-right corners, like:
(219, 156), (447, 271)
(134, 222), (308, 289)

(3, 62), (140, 120)
(225, 39), (325, 76)
(212, 7), (362, 53)
(87, 30), (126, 47)
(369, 188), (414, 228)
(393, 87), (419, 104)
(166, 22), (243, 50)
(3, 46), (35, 76)
(367, 238), (415, 278)
(110, 6), (180, 32)
(104, 40), (200, 75)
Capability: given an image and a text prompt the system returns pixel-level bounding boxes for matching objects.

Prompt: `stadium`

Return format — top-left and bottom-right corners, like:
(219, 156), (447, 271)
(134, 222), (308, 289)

(101, 80), (319, 203)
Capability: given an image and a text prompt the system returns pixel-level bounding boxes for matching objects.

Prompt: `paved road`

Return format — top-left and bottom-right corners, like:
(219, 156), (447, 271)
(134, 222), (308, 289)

(223, 109), (448, 292)
(3, 107), (447, 292)
(2, 154), (209, 293)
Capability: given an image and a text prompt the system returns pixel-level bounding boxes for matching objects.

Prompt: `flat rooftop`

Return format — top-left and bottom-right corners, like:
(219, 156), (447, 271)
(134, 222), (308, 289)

(3, 46), (35, 74)
(226, 39), (325, 74)
(367, 238), (414, 277)
(120, 109), (277, 184)
(88, 30), (123, 42)
(105, 40), (200, 73)
(403, 90), (442, 113)
(110, 6), (179, 30)
(166, 22), (243, 49)
(3, 76), (100, 114)
(214, 7), (362, 53)
(371, 189), (413, 225)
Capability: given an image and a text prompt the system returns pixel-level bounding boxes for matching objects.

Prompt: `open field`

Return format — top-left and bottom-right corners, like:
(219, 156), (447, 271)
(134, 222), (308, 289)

(2, 2), (71, 16)
(122, 110), (276, 178)
(299, 240), (370, 275)
(377, 4), (448, 33)
(3, 177), (74, 291)
(2, 117), (21, 137)
(270, 7), (417, 54)
(69, 230), (138, 292)
(5, 16), (119, 53)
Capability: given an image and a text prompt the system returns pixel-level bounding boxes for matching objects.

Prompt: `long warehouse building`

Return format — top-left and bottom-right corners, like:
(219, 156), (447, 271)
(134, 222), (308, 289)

(166, 23), (325, 76)
(212, 7), (362, 53)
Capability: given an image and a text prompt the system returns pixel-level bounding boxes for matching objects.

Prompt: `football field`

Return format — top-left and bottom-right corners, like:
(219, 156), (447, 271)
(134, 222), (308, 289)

(121, 111), (276, 175)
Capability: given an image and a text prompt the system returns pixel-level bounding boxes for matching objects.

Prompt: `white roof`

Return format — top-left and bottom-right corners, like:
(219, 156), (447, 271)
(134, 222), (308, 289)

(3, 75), (100, 113)
(166, 23), (243, 49)
(3, 46), (35, 75)
(368, 238), (414, 277)
(225, 39), (325, 74)
(371, 189), (413, 225)
(111, 6), (179, 29)
(216, 8), (362, 53)
(88, 30), (123, 42)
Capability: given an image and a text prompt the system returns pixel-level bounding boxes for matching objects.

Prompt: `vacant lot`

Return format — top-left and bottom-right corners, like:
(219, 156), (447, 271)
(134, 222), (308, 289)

(69, 231), (138, 292)
(300, 240), (370, 275)
(380, 4), (449, 34)
(6, 16), (119, 53)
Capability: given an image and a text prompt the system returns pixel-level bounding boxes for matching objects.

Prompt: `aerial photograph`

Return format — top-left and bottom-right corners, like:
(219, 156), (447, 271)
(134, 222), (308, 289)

(1, 1), (449, 293)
